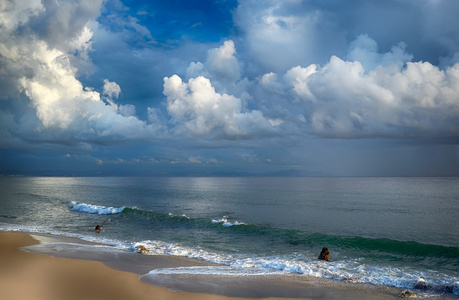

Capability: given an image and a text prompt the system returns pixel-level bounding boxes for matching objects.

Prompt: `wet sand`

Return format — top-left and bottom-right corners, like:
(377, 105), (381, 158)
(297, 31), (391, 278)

(1, 232), (448, 300)
(0, 232), (286, 300)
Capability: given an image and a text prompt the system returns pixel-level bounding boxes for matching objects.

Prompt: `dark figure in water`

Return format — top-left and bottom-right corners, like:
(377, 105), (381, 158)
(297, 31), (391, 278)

(95, 220), (109, 231)
(318, 247), (329, 261)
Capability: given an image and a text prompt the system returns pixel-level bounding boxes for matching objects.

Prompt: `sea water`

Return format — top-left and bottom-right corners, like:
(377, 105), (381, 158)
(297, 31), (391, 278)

(1, 176), (458, 296)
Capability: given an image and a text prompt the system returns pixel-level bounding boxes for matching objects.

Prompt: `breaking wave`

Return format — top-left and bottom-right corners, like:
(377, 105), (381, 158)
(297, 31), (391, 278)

(63, 201), (459, 296)
(131, 238), (459, 296)
(69, 201), (124, 215)
(211, 218), (246, 227)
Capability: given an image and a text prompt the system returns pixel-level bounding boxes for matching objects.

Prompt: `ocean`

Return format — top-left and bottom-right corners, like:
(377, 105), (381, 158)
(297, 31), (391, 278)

(1, 176), (458, 297)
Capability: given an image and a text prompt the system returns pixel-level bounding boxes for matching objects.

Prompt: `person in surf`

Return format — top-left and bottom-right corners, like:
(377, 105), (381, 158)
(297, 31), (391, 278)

(318, 247), (329, 261)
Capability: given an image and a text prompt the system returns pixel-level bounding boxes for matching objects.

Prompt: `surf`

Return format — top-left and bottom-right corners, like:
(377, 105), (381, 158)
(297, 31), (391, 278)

(69, 201), (125, 215)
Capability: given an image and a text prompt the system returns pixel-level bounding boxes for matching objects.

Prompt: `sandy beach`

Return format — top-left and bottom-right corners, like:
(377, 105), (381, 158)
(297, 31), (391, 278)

(1, 232), (281, 300)
(0, 232), (448, 300)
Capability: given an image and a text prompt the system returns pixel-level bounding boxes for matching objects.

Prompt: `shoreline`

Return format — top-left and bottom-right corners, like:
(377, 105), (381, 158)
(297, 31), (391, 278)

(0, 231), (455, 299)
(1, 232), (289, 300)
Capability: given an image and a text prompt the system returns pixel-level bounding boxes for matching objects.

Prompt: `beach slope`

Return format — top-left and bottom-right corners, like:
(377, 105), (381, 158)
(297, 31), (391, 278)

(0, 232), (293, 300)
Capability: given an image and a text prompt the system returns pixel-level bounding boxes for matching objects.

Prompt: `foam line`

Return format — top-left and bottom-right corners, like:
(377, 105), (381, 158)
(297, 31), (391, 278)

(69, 201), (124, 215)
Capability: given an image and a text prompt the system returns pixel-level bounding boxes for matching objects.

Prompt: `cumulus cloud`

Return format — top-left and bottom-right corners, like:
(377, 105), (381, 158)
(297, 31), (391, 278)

(163, 74), (275, 138)
(103, 79), (121, 99)
(258, 36), (459, 138)
(163, 34), (459, 141)
(0, 0), (159, 148)
(347, 34), (413, 71)
(101, 79), (137, 117)
(162, 39), (280, 139)
(205, 40), (240, 83)
(186, 40), (244, 97)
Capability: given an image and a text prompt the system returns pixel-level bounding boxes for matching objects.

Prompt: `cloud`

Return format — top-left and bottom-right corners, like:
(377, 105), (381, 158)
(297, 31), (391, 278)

(260, 36), (459, 138)
(233, 0), (459, 72)
(205, 40), (240, 83)
(163, 74), (275, 138)
(7, 0), (454, 146)
(188, 156), (201, 164)
(102, 79), (136, 117)
(26, 0), (103, 52)
(2, 0), (459, 176)
(0, 0), (160, 149)
(103, 79), (121, 99)
(233, 0), (347, 74)
(3, 1), (459, 147)
(16, 36), (152, 140)
(162, 39), (281, 139)
(185, 36), (459, 140)
(186, 40), (244, 96)
(418, 0), (459, 65)
(347, 34), (413, 71)
(0, 0), (44, 31)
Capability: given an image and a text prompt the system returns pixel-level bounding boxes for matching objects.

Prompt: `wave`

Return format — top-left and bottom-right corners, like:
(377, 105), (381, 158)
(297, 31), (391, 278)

(118, 206), (459, 265)
(122, 207), (247, 229)
(70, 202), (459, 261)
(2, 220), (458, 296)
(133, 238), (459, 296)
(64, 201), (459, 295)
(211, 218), (246, 227)
(69, 201), (124, 215)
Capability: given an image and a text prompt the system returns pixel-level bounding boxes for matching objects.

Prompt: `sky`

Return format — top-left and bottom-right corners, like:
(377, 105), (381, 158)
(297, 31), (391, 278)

(1, 0), (459, 177)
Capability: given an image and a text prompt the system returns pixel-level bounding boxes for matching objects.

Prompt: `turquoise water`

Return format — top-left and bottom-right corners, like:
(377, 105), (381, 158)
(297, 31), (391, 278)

(1, 177), (458, 295)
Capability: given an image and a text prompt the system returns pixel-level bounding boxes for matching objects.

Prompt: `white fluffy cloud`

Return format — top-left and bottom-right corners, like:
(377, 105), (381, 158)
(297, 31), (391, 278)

(205, 40), (240, 83)
(184, 36), (459, 140)
(186, 40), (243, 96)
(163, 39), (279, 139)
(260, 36), (459, 138)
(164, 74), (274, 138)
(18, 40), (151, 139)
(0, 0), (158, 147)
(103, 79), (121, 99)
(226, 1), (457, 140)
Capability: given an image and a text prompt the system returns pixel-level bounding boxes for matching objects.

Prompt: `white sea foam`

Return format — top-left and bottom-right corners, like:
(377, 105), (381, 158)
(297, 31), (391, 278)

(211, 217), (245, 227)
(1, 222), (457, 296)
(168, 213), (190, 219)
(132, 239), (459, 295)
(143, 266), (279, 278)
(0, 223), (127, 248)
(26, 242), (122, 255)
(69, 201), (124, 215)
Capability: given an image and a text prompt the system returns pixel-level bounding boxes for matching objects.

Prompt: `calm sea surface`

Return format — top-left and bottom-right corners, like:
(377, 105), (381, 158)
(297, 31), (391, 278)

(1, 177), (458, 296)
